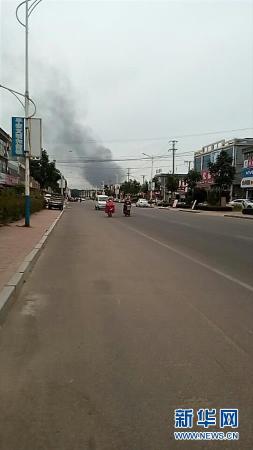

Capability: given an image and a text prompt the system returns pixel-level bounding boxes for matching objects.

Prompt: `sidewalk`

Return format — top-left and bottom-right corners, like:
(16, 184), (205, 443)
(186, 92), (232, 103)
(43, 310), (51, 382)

(0, 209), (61, 292)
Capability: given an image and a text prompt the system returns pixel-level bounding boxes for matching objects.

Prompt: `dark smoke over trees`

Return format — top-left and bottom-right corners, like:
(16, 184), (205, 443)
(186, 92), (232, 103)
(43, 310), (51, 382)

(35, 70), (123, 187)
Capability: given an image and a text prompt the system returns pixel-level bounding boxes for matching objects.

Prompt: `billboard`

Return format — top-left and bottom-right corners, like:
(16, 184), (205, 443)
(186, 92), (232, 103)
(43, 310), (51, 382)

(12, 117), (24, 156)
(241, 162), (253, 188)
(28, 118), (42, 157)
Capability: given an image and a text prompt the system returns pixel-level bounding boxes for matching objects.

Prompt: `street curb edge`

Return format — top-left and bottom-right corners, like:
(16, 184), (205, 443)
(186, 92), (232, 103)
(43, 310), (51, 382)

(0, 209), (64, 323)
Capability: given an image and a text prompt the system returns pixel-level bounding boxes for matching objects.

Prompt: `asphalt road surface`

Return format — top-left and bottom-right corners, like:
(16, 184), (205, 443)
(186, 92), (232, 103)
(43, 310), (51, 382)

(0, 202), (252, 450)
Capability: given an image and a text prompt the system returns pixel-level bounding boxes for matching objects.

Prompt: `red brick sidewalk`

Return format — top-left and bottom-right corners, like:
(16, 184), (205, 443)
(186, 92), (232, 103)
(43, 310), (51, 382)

(0, 210), (61, 292)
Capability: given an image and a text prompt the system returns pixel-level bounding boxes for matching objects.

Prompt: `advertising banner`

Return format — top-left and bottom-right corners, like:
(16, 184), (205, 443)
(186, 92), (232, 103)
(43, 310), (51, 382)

(12, 117), (24, 156)
(28, 118), (42, 157)
(241, 177), (253, 188)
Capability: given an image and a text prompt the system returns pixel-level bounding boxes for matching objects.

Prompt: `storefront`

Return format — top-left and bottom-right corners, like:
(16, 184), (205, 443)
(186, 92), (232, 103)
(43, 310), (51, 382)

(241, 156), (253, 199)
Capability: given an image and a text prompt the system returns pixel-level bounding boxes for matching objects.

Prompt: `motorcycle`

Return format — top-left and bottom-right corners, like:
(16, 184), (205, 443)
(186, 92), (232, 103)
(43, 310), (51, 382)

(106, 205), (115, 217)
(123, 203), (131, 216)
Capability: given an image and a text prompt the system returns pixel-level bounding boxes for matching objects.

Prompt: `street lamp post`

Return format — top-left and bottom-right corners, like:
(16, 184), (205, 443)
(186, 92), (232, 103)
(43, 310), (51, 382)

(142, 153), (154, 200)
(24, 0), (30, 226)
(16, 0), (42, 226)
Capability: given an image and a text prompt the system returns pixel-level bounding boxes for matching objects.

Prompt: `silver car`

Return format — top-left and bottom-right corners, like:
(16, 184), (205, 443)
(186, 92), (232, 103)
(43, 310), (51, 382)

(136, 199), (149, 207)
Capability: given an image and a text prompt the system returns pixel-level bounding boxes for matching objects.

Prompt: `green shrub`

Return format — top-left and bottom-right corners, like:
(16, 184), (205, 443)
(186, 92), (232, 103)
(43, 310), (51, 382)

(233, 204), (242, 211)
(207, 190), (220, 206)
(0, 187), (44, 224)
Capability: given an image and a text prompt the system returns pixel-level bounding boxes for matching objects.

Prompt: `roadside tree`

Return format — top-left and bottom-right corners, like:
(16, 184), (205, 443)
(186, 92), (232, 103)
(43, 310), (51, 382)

(30, 150), (61, 191)
(184, 169), (201, 193)
(120, 179), (141, 196)
(208, 150), (235, 203)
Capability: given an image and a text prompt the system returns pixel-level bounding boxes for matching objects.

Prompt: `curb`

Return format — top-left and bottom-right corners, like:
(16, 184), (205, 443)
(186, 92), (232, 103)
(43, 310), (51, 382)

(224, 214), (253, 220)
(178, 209), (201, 214)
(0, 210), (64, 323)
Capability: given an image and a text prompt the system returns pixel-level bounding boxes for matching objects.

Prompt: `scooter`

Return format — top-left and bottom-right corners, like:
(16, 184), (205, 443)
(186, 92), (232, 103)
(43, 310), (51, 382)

(107, 206), (114, 217)
(124, 204), (131, 216)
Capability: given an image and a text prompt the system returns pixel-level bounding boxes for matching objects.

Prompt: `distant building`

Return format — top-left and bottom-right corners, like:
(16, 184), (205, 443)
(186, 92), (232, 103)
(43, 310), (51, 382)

(0, 127), (11, 182)
(0, 125), (39, 188)
(241, 146), (253, 198)
(194, 138), (253, 198)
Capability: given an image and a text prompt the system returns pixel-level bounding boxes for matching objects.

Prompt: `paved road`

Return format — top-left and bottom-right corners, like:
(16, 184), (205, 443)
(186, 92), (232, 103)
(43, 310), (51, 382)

(0, 202), (252, 450)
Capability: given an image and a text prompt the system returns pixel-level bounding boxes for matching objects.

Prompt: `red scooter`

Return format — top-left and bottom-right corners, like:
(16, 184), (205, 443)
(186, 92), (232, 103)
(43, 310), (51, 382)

(105, 201), (115, 217)
(107, 206), (114, 217)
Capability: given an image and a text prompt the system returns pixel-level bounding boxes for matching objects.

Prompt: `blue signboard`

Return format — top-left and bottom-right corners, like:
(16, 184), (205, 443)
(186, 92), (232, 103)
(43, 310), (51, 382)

(12, 117), (25, 156)
(241, 167), (253, 178)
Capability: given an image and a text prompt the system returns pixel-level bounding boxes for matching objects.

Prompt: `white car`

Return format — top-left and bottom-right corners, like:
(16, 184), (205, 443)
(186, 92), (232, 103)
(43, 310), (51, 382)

(228, 199), (245, 207)
(136, 199), (149, 207)
(95, 195), (108, 210)
(242, 199), (253, 208)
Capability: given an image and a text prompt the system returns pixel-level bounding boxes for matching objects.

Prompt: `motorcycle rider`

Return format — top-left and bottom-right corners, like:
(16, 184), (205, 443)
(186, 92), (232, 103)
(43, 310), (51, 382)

(105, 197), (115, 215)
(123, 196), (131, 215)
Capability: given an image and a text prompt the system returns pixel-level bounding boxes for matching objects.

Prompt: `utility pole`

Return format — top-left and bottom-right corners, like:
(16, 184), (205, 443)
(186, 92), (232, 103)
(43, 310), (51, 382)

(127, 168), (131, 182)
(60, 174), (64, 196)
(163, 176), (166, 201)
(142, 153), (155, 200)
(141, 175), (146, 185)
(169, 140), (178, 175)
(24, 0), (30, 226)
(184, 160), (193, 172)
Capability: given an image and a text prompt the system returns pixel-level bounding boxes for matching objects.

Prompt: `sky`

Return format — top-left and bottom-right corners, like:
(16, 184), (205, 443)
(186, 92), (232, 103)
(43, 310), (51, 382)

(1, 0), (253, 188)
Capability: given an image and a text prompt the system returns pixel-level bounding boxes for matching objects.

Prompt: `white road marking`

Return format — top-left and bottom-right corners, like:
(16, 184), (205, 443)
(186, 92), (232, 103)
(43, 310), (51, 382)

(234, 235), (253, 242)
(187, 301), (247, 355)
(125, 225), (253, 293)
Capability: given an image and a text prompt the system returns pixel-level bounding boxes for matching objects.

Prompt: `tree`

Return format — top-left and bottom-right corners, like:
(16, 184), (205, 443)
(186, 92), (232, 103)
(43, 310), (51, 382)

(154, 178), (161, 191)
(30, 150), (61, 191)
(184, 169), (202, 192)
(104, 185), (113, 196)
(208, 150), (235, 202)
(141, 181), (149, 193)
(166, 175), (179, 193)
(120, 179), (141, 196)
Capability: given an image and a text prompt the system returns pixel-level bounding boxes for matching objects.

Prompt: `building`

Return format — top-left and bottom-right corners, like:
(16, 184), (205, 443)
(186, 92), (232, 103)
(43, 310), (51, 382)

(241, 146), (253, 199)
(0, 127), (11, 183)
(194, 138), (253, 198)
(0, 125), (39, 189)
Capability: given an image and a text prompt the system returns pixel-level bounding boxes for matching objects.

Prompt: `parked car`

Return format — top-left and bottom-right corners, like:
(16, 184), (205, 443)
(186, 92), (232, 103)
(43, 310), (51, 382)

(48, 194), (64, 210)
(95, 195), (108, 210)
(44, 193), (51, 208)
(228, 199), (245, 207)
(242, 199), (253, 214)
(136, 199), (149, 207)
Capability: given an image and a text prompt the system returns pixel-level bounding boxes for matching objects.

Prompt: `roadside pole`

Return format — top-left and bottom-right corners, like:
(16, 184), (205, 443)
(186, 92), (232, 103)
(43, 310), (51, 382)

(150, 156), (154, 201)
(61, 175), (64, 196)
(24, 0), (30, 226)
(163, 176), (166, 201)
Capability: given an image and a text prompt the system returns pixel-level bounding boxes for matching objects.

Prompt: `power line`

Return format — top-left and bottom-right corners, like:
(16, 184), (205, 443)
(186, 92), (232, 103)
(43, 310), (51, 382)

(62, 127), (253, 144)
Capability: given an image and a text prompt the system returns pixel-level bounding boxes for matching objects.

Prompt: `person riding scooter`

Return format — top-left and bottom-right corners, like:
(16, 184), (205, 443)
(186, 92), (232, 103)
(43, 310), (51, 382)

(123, 197), (131, 216)
(105, 197), (115, 217)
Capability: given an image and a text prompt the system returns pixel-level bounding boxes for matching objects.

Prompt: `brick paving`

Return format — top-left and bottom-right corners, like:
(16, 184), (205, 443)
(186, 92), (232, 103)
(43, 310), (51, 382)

(0, 209), (61, 291)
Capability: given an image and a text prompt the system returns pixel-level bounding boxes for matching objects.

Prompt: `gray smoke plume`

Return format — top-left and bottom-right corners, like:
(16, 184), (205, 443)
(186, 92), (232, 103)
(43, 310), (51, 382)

(35, 69), (123, 187)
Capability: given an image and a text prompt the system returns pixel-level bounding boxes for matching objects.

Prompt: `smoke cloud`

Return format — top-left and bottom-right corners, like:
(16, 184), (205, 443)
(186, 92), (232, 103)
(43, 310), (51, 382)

(35, 69), (124, 187)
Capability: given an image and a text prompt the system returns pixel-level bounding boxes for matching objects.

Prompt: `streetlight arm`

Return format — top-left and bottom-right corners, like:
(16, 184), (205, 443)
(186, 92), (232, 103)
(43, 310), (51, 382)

(28, 0), (43, 17)
(16, 0), (43, 26)
(0, 84), (37, 118)
(16, 0), (28, 27)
